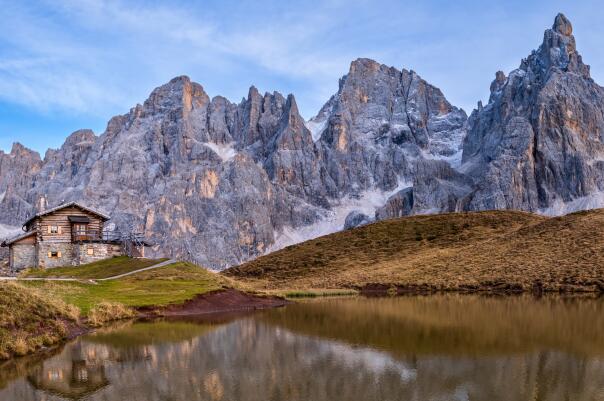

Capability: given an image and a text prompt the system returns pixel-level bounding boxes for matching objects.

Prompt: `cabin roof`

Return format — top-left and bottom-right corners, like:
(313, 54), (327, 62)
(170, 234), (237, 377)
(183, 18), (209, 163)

(68, 215), (91, 223)
(1, 230), (36, 246)
(23, 201), (110, 228)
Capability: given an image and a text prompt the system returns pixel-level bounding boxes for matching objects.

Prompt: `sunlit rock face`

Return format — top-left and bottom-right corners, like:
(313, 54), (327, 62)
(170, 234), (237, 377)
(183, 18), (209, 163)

(462, 13), (604, 213)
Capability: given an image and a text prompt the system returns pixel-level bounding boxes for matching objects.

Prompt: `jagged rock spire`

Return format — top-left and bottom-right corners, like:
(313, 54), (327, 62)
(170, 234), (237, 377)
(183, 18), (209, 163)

(463, 13), (604, 213)
(553, 13), (572, 36)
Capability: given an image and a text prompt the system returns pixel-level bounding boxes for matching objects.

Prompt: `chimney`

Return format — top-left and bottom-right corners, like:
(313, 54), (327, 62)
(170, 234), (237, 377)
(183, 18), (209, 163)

(37, 194), (47, 212)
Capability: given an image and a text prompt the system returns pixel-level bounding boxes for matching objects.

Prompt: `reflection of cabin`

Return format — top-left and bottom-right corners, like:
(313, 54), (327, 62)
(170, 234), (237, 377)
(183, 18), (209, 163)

(0, 201), (150, 271)
(27, 342), (109, 399)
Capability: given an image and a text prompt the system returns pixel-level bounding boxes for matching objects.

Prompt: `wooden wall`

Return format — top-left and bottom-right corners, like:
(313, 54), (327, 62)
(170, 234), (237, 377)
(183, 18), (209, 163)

(12, 234), (36, 245)
(32, 206), (106, 243)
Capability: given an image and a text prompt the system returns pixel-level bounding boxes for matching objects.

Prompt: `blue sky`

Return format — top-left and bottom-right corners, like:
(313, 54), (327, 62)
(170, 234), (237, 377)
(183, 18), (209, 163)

(1, 0), (603, 155)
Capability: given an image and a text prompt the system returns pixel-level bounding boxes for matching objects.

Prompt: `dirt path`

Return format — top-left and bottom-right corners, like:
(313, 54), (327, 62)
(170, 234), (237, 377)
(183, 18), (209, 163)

(96, 258), (177, 281)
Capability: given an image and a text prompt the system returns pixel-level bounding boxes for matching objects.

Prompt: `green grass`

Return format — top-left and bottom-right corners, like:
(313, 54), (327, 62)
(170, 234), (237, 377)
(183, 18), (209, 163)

(20, 256), (168, 279)
(22, 262), (228, 314)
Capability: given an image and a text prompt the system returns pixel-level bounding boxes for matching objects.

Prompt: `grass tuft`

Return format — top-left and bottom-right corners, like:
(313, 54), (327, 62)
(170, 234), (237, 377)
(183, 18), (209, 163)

(87, 302), (135, 327)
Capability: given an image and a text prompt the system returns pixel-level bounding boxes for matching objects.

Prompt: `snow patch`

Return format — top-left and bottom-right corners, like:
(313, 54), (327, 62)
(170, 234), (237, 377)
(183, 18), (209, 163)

(304, 119), (327, 142)
(539, 192), (604, 216)
(422, 146), (464, 169)
(203, 142), (237, 162)
(268, 181), (411, 253)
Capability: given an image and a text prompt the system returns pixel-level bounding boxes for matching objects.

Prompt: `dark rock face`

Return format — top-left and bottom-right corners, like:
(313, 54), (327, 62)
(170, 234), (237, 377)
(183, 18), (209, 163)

(375, 188), (414, 221)
(462, 13), (604, 213)
(344, 211), (372, 230)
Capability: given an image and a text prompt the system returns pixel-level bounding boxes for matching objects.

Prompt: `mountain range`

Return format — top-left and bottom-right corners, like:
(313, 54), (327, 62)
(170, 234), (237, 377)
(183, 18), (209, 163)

(1, 13), (603, 270)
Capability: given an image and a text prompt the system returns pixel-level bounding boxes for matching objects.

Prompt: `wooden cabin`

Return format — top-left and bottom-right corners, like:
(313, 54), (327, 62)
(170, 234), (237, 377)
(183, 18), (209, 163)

(1, 202), (126, 270)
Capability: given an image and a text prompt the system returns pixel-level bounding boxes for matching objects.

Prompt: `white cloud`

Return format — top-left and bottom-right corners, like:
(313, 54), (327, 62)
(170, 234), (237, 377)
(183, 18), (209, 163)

(1, 0), (604, 129)
(0, 0), (354, 119)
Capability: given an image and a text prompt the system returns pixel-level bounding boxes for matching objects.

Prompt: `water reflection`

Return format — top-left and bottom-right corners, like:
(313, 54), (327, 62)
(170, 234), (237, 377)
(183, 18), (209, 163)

(0, 295), (603, 400)
(27, 341), (109, 399)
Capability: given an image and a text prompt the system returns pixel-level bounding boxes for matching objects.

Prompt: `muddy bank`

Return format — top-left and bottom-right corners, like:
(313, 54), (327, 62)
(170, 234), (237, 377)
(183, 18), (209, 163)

(138, 288), (290, 317)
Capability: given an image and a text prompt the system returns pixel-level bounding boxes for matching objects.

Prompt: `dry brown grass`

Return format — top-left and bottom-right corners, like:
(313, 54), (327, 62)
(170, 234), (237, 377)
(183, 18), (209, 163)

(87, 302), (135, 327)
(224, 209), (604, 292)
(0, 282), (82, 359)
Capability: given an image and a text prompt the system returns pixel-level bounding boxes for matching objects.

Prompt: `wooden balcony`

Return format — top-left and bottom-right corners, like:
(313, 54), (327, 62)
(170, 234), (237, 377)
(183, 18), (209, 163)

(71, 231), (121, 243)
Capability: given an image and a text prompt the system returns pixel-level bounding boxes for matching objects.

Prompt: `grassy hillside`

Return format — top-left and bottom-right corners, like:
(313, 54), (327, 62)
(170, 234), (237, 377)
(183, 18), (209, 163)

(224, 209), (604, 293)
(21, 256), (167, 279)
(23, 261), (230, 314)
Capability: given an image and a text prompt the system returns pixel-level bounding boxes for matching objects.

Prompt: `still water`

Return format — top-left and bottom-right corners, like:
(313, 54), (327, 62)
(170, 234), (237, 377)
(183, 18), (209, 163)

(1, 295), (604, 401)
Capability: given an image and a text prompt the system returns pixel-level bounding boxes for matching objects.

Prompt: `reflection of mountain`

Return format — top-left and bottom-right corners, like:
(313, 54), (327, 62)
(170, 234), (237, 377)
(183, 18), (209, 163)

(0, 303), (603, 400)
(261, 296), (604, 356)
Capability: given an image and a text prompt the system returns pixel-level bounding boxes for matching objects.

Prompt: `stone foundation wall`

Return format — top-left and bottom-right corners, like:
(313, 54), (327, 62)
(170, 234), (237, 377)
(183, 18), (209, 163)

(74, 243), (123, 265)
(11, 244), (36, 271)
(16, 242), (126, 269)
(37, 243), (74, 269)
(0, 247), (9, 274)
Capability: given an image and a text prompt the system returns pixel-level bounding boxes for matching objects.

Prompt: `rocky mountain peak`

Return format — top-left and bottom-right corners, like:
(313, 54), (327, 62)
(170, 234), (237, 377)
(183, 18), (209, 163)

(553, 13), (572, 36)
(283, 94), (300, 122)
(143, 75), (209, 115)
(462, 13), (604, 213)
(489, 71), (507, 93)
(532, 13), (589, 78)
(62, 129), (96, 148)
(9, 143), (40, 160)
(348, 58), (387, 75)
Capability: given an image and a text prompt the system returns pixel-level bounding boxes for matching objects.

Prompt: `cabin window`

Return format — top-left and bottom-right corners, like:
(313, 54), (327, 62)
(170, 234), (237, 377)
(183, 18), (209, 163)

(87, 247), (94, 255)
(74, 224), (87, 236)
(48, 251), (61, 258)
(50, 226), (59, 234)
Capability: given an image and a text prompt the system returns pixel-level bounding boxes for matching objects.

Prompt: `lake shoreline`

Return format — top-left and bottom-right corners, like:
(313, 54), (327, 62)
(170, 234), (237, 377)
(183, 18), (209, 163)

(3, 288), (289, 362)
(358, 281), (604, 296)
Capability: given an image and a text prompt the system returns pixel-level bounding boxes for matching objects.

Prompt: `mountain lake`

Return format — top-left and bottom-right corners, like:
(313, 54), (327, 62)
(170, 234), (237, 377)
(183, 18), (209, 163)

(1, 294), (603, 400)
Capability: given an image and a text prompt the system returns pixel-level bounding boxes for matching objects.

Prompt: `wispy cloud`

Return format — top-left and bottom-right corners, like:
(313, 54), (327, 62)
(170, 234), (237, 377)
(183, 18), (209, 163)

(1, 0), (604, 150)
(0, 0), (363, 120)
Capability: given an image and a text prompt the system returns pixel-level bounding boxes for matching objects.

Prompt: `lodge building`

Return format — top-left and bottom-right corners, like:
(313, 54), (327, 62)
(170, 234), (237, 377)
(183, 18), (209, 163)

(1, 201), (145, 271)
